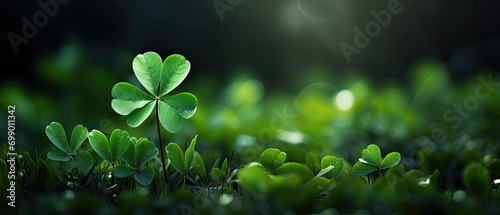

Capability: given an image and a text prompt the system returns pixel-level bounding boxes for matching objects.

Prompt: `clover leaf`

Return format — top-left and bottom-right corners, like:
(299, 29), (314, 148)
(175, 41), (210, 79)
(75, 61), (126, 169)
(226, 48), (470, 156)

(320, 156), (344, 179)
(112, 137), (159, 186)
(211, 158), (228, 182)
(353, 144), (401, 175)
(87, 129), (130, 165)
(191, 151), (206, 177)
(273, 162), (314, 182)
(260, 148), (287, 172)
(463, 163), (490, 199)
(111, 52), (197, 133)
(45, 122), (93, 174)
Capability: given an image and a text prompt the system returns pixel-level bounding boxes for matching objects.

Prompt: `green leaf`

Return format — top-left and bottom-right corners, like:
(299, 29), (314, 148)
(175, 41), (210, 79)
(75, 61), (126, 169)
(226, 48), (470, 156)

(321, 156), (344, 179)
(381, 152), (401, 169)
(158, 93), (198, 133)
(88, 130), (112, 163)
(221, 158), (228, 174)
(166, 143), (185, 174)
(73, 151), (93, 174)
(69, 125), (88, 154)
(269, 173), (304, 195)
(87, 148), (103, 166)
(132, 52), (163, 96)
(113, 164), (134, 178)
(353, 161), (379, 175)
(111, 82), (154, 115)
(306, 152), (322, 175)
(331, 158), (344, 178)
(403, 169), (424, 180)
(303, 177), (332, 196)
(45, 122), (69, 153)
(47, 152), (71, 162)
(260, 148), (287, 172)
(360, 144), (382, 167)
(109, 129), (130, 162)
(184, 135), (197, 172)
(159, 54), (191, 97)
(135, 138), (159, 167)
(191, 151), (206, 176)
(430, 169), (440, 189)
(161, 93), (198, 119)
(60, 160), (75, 175)
(111, 53), (196, 133)
(273, 162), (314, 182)
(354, 145), (400, 176)
(126, 101), (155, 128)
(211, 167), (223, 181)
(122, 137), (137, 167)
(238, 165), (270, 194)
(463, 163), (490, 199)
(315, 165), (334, 178)
(158, 101), (182, 133)
(135, 167), (155, 186)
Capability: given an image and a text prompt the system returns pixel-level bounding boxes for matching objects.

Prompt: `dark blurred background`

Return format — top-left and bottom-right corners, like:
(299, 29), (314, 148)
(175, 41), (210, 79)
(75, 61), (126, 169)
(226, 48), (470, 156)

(3, 0), (500, 87)
(1, 0), (500, 163)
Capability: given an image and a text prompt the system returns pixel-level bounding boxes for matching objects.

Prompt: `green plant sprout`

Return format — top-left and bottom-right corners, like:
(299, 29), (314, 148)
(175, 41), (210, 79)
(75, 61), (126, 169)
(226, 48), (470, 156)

(165, 135), (197, 188)
(87, 128), (130, 189)
(260, 148), (286, 172)
(211, 152), (238, 195)
(88, 129), (130, 167)
(111, 51), (198, 183)
(45, 122), (93, 175)
(352, 144), (401, 185)
(112, 137), (159, 185)
(211, 158), (228, 182)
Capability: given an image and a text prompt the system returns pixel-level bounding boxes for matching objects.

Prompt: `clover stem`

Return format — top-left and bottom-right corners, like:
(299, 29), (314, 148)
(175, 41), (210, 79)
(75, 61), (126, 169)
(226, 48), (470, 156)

(155, 100), (169, 186)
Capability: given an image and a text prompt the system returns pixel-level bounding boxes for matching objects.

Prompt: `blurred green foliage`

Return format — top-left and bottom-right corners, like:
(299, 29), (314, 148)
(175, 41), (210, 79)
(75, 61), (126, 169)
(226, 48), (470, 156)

(1, 43), (500, 214)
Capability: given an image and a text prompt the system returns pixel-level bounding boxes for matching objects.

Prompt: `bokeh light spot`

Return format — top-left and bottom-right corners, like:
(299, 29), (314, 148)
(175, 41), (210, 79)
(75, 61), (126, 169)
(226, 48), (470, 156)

(335, 89), (354, 111)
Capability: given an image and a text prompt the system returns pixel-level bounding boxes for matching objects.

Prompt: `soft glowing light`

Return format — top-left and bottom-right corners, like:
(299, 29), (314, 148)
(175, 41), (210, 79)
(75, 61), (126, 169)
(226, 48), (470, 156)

(335, 89), (354, 111)
(219, 194), (233, 206)
(276, 130), (305, 145)
(417, 177), (430, 187)
(452, 190), (466, 203)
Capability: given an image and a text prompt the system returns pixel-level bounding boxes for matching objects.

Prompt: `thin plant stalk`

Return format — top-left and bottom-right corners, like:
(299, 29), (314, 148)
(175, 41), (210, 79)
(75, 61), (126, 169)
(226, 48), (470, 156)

(155, 82), (169, 185)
